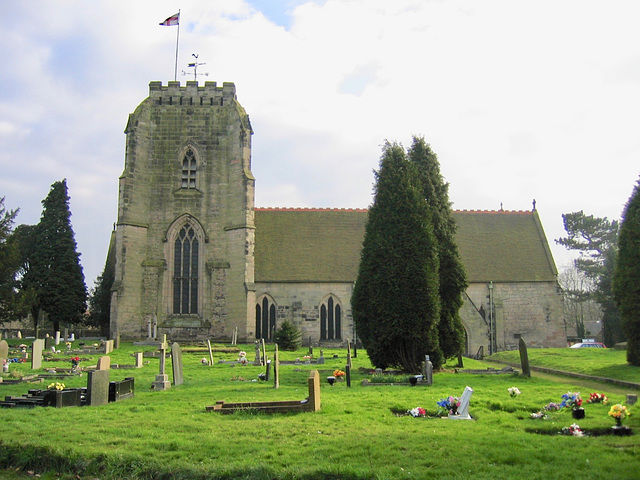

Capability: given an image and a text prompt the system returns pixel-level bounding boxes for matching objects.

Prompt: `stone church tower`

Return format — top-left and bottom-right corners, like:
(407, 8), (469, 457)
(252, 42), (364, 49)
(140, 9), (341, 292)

(110, 81), (255, 341)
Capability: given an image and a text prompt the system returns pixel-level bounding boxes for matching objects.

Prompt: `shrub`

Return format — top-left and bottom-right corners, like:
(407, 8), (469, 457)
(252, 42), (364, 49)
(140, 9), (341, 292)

(274, 320), (301, 351)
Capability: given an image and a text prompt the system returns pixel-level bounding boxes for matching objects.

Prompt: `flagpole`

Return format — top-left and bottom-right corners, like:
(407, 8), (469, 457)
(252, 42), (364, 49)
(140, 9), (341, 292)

(174, 9), (181, 81)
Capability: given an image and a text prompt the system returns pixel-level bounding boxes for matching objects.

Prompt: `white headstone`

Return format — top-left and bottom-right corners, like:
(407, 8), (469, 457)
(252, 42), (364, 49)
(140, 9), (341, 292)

(55, 331), (61, 345)
(449, 386), (473, 420)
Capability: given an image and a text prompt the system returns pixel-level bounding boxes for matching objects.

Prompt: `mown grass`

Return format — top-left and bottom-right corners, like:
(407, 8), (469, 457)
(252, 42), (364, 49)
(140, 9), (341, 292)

(0, 342), (639, 479)
(488, 347), (638, 383)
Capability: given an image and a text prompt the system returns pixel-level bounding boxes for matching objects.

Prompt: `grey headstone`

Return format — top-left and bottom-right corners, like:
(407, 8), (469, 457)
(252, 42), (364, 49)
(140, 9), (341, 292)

(425, 358), (433, 385)
(518, 337), (531, 377)
(97, 356), (111, 371)
(135, 352), (144, 368)
(171, 342), (183, 386)
(159, 347), (167, 375)
(31, 339), (44, 369)
(627, 394), (638, 405)
(207, 339), (214, 366)
(44, 336), (54, 351)
(0, 340), (8, 360)
(346, 364), (351, 387)
(265, 359), (271, 382)
(88, 369), (110, 406)
(273, 344), (280, 389)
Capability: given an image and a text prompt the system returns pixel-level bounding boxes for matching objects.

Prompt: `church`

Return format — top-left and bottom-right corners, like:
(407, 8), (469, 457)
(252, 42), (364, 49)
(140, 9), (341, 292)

(108, 81), (566, 355)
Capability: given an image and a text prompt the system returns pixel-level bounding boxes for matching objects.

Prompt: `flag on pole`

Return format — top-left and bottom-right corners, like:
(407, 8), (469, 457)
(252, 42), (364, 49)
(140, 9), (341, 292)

(159, 13), (180, 26)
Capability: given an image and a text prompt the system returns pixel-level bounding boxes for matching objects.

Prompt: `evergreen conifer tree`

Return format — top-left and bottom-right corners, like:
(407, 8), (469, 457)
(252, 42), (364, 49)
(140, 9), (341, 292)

(352, 142), (442, 371)
(0, 197), (20, 321)
(613, 180), (640, 365)
(29, 180), (87, 332)
(408, 137), (468, 359)
(87, 252), (115, 337)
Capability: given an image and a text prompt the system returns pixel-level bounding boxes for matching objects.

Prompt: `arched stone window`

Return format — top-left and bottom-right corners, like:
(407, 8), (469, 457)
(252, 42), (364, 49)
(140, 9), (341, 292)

(181, 149), (197, 189)
(172, 223), (199, 314)
(255, 295), (276, 340)
(320, 295), (342, 340)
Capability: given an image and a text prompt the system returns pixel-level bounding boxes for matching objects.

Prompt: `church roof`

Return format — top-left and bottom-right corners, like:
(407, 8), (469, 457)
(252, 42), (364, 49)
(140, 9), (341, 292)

(254, 208), (558, 284)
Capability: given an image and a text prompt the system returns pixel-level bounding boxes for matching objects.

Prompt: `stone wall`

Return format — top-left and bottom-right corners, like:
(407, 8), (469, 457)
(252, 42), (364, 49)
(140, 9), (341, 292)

(462, 281), (565, 356)
(255, 282), (356, 345)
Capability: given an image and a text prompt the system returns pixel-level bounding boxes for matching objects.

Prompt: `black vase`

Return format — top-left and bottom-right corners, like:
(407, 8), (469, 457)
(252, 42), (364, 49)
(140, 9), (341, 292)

(409, 376), (418, 386)
(572, 408), (585, 419)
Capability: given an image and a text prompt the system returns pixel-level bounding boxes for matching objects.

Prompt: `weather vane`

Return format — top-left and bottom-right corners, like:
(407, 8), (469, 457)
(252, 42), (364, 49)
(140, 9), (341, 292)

(182, 54), (209, 81)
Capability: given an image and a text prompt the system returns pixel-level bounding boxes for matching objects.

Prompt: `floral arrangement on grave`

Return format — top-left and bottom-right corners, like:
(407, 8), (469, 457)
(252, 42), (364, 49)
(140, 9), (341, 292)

(408, 407), (426, 417)
(47, 382), (65, 391)
(65, 341), (72, 350)
(201, 358), (209, 366)
(608, 404), (631, 427)
(237, 351), (248, 364)
(508, 387), (521, 397)
(586, 392), (608, 404)
(70, 357), (80, 369)
(561, 423), (584, 437)
(333, 369), (346, 378)
(544, 402), (562, 411)
(560, 392), (582, 410)
(529, 411), (548, 420)
(302, 355), (311, 361)
(437, 396), (461, 415)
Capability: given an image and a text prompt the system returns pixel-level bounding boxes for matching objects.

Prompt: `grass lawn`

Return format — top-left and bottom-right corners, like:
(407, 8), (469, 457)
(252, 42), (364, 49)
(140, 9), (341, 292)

(0, 341), (638, 479)
(488, 347), (638, 383)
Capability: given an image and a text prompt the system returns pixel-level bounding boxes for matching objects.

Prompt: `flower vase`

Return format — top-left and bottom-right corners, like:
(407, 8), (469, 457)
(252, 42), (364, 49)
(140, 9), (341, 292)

(572, 407), (585, 419)
(409, 376), (418, 386)
(327, 376), (336, 386)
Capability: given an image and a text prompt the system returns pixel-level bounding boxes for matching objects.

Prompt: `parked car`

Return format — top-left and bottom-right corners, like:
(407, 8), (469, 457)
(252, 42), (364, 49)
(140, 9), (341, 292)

(570, 342), (606, 348)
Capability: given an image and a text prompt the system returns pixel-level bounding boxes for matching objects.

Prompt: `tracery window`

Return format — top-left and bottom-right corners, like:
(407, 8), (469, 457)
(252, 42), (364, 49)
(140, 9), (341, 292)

(320, 296), (341, 340)
(181, 149), (197, 189)
(172, 224), (199, 314)
(255, 296), (276, 340)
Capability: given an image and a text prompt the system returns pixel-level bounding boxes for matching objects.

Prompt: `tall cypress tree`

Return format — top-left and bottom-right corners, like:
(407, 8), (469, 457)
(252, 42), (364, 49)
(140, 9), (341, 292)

(29, 180), (87, 332)
(408, 137), (468, 360)
(613, 179), (640, 365)
(352, 142), (442, 372)
(87, 254), (115, 337)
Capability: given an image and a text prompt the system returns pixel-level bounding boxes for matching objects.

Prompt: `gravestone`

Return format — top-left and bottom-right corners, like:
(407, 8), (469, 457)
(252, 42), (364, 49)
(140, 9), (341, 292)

(0, 340), (8, 360)
(253, 341), (262, 366)
(88, 369), (110, 406)
(346, 342), (352, 370)
(265, 359), (271, 382)
(114, 332), (120, 350)
(424, 355), (433, 385)
(171, 342), (183, 386)
(151, 344), (171, 390)
(317, 349), (325, 365)
(207, 339), (214, 366)
(44, 336), (54, 351)
(627, 394), (637, 406)
(17, 331), (22, 339)
(97, 356), (111, 371)
(31, 339), (44, 369)
(449, 386), (474, 420)
(273, 344), (280, 389)
(135, 352), (144, 368)
(55, 331), (61, 346)
(518, 337), (531, 377)
(261, 338), (267, 365)
(104, 339), (114, 354)
(345, 364), (351, 387)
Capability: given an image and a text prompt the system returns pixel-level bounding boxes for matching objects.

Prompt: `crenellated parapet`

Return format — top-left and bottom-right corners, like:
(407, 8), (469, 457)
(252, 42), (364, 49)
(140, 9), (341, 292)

(148, 80), (237, 106)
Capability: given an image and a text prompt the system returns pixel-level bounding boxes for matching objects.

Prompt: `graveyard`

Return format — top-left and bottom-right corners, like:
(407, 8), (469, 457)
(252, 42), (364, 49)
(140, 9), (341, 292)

(0, 338), (638, 480)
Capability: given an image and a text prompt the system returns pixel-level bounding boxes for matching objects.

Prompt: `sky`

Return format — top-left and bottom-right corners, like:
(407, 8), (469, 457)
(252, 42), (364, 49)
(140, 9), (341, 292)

(1, 0), (639, 288)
